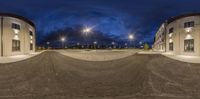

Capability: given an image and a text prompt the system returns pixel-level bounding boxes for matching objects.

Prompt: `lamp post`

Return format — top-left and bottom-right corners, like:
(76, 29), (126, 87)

(77, 42), (80, 49)
(61, 37), (65, 49)
(128, 34), (134, 48)
(83, 27), (92, 49)
(112, 42), (115, 49)
(93, 41), (97, 49)
(46, 42), (50, 49)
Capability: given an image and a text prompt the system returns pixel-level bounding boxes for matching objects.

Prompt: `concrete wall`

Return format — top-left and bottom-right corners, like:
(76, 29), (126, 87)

(0, 16), (35, 56)
(166, 16), (200, 56)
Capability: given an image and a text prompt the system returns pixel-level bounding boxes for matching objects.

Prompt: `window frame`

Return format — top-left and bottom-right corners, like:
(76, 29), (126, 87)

(184, 21), (194, 28)
(184, 39), (194, 52)
(169, 27), (174, 34)
(12, 40), (21, 52)
(169, 42), (173, 51)
(29, 31), (33, 36)
(11, 23), (20, 30)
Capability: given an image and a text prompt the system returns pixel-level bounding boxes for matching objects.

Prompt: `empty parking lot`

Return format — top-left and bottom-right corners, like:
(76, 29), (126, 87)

(0, 51), (200, 99)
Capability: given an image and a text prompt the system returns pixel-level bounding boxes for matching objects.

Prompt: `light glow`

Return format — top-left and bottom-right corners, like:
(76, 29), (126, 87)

(112, 42), (115, 45)
(93, 41), (97, 44)
(30, 36), (33, 39)
(169, 39), (173, 43)
(13, 35), (19, 40)
(185, 34), (193, 40)
(13, 29), (19, 34)
(169, 33), (173, 38)
(83, 27), (92, 33)
(61, 37), (65, 42)
(185, 27), (192, 33)
(129, 34), (134, 40)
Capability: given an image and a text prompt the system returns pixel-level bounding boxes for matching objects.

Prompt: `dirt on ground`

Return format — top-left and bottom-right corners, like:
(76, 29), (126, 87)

(0, 51), (200, 99)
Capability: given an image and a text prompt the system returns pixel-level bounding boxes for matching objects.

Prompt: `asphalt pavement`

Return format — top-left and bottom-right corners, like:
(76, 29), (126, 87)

(0, 51), (199, 99)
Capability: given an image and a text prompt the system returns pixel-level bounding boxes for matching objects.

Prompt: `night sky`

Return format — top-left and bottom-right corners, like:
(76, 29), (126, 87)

(1, 0), (200, 47)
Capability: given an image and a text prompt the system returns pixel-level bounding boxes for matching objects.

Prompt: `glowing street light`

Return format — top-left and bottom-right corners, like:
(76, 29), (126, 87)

(47, 42), (50, 49)
(112, 42), (115, 45)
(83, 27), (92, 36)
(61, 37), (66, 49)
(93, 41), (97, 45)
(111, 42), (115, 49)
(83, 26), (92, 49)
(129, 34), (134, 40)
(83, 28), (92, 33)
(128, 34), (134, 48)
(93, 41), (97, 49)
(61, 37), (65, 42)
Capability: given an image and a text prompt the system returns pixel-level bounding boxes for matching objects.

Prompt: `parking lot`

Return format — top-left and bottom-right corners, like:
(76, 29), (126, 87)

(0, 51), (199, 99)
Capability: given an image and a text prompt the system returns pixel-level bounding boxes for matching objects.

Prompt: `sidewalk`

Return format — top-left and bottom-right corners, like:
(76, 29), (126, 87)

(137, 50), (162, 54)
(162, 52), (200, 64)
(0, 51), (44, 63)
(138, 50), (200, 63)
(56, 49), (140, 61)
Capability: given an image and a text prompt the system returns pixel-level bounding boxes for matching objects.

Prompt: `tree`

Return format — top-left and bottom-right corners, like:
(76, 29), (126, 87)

(144, 43), (149, 50)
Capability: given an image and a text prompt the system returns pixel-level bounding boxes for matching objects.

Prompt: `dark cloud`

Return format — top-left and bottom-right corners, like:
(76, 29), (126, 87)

(1, 0), (200, 45)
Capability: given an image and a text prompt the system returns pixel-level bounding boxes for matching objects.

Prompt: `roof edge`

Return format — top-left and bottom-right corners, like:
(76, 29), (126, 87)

(0, 13), (35, 27)
(167, 13), (200, 24)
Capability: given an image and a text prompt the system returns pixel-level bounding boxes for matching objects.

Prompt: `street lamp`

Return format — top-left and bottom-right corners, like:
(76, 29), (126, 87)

(129, 34), (134, 40)
(93, 41), (97, 45)
(93, 41), (97, 49)
(83, 27), (92, 36)
(77, 42), (80, 49)
(112, 42), (115, 49)
(83, 27), (92, 49)
(61, 37), (66, 49)
(128, 34), (134, 48)
(46, 42), (50, 49)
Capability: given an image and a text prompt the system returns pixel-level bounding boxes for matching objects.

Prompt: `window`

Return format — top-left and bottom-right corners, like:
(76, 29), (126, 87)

(169, 28), (174, 33)
(184, 21), (194, 28)
(169, 43), (173, 51)
(30, 43), (33, 50)
(184, 39), (194, 52)
(29, 31), (33, 36)
(12, 40), (20, 51)
(12, 23), (20, 30)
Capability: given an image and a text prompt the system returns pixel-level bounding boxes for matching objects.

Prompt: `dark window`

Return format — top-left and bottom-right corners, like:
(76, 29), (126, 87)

(12, 40), (20, 51)
(184, 21), (194, 28)
(184, 39), (194, 52)
(30, 43), (33, 50)
(12, 23), (20, 30)
(29, 31), (33, 36)
(169, 28), (174, 33)
(169, 43), (173, 51)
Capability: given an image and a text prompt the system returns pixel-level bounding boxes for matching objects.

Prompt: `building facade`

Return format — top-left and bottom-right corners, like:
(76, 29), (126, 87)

(153, 23), (166, 52)
(153, 13), (200, 56)
(0, 13), (35, 57)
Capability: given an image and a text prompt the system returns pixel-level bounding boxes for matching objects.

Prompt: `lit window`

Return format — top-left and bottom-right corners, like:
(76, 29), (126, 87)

(12, 23), (20, 30)
(184, 39), (194, 52)
(12, 40), (20, 52)
(184, 21), (194, 28)
(169, 28), (174, 34)
(169, 42), (173, 51)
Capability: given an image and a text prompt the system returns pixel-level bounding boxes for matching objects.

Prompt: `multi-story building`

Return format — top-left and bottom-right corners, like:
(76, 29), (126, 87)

(0, 13), (35, 56)
(153, 23), (166, 52)
(153, 13), (200, 56)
